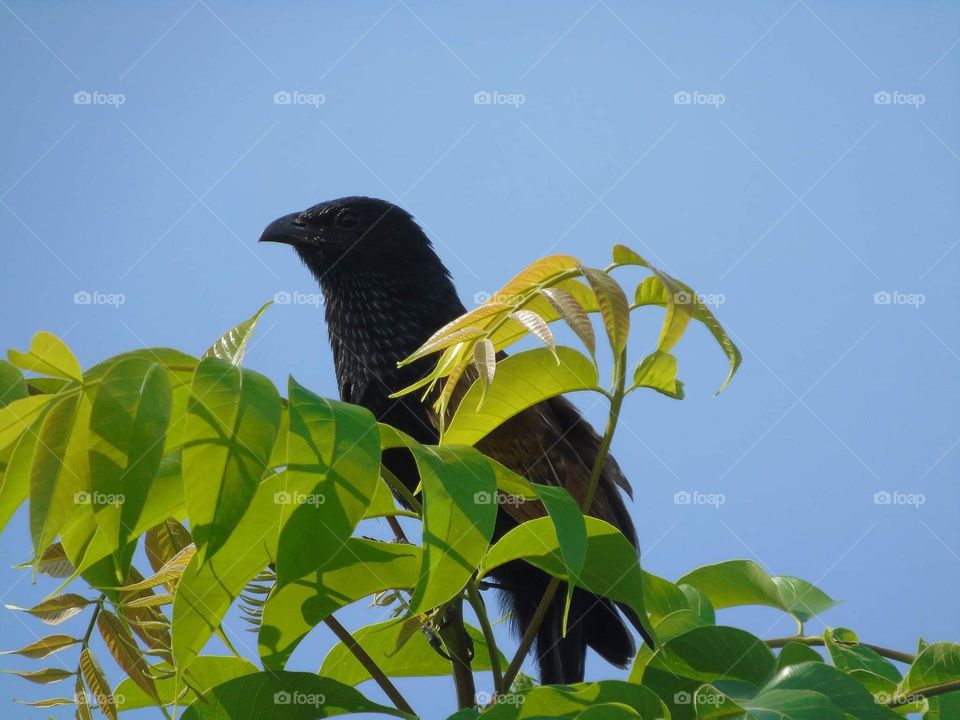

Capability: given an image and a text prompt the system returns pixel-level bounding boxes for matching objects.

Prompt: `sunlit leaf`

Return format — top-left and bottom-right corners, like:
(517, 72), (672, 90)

(183, 358), (280, 560)
(115, 656), (258, 711)
(8, 593), (92, 625)
(204, 301), (273, 366)
(443, 347), (598, 446)
(1, 634), (79, 659)
(3, 667), (75, 684)
(580, 267), (630, 354)
(8, 331), (82, 382)
(79, 647), (117, 720)
(0, 360), (27, 407)
(98, 608), (160, 704)
(541, 286), (596, 356)
(631, 350), (684, 399)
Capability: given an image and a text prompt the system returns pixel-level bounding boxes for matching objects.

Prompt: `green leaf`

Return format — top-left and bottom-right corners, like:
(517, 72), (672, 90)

(642, 625), (777, 687)
(479, 516), (657, 644)
(628, 608), (711, 682)
(824, 627), (901, 683)
(115, 656), (258, 711)
(0, 360), (28, 407)
(766, 662), (901, 719)
(580, 267), (630, 354)
(320, 618), (505, 686)
(407, 444), (497, 614)
(204, 301), (273, 365)
(541, 287), (596, 356)
(181, 670), (412, 719)
(276, 379), (380, 586)
(0, 400), (53, 533)
(899, 642), (960, 701)
(259, 538), (422, 670)
(478, 681), (668, 719)
(678, 560), (838, 624)
(704, 686), (848, 720)
(443, 346), (599, 446)
(0, 393), (56, 456)
(172, 472), (289, 672)
(777, 641), (825, 672)
(88, 358), (172, 579)
(631, 351), (684, 399)
(8, 331), (83, 382)
(29, 392), (90, 560)
(183, 357), (281, 559)
(533, 482), (587, 632)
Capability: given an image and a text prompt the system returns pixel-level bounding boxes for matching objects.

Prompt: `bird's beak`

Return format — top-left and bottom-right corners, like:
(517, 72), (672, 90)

(258, 212), (313, 247)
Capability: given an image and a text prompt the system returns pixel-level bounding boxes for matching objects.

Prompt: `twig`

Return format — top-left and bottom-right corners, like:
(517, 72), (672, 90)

(467, 583), (503, 694)
(764, 635), (915, 665)
(323, 615), (416, 716)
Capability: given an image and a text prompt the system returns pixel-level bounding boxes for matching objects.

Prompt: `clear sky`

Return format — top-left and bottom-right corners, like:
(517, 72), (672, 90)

(1, 2), (958, 718)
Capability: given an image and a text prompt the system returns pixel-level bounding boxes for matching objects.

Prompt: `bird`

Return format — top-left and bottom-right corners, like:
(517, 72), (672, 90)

(260, 195), (647, 684)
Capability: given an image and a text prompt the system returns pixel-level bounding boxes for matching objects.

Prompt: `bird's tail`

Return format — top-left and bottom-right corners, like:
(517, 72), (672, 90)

(496, 561), (638, 685)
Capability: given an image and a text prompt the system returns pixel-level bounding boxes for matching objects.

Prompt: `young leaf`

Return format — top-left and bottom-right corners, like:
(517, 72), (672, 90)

(75, 675), (93, 720)
(580, 267), (630, 354)
(9, 593), (92, 625)
(144, 518), (192, 578)
(510, 310), (557, 356)
(473, 338), (497, 401)
(203, 301), (273, 366)
(1, 634), (79, 659)
(79, 647), (117, 720)
(8, 331), (83, 382)
(33, 542), (76, 578)
(122, 545), (195, 592)
(4, 667), (75, 684)
(631, 351), (684, 399)
(540, 287), (596, 356)
(97, 608), (161, 704)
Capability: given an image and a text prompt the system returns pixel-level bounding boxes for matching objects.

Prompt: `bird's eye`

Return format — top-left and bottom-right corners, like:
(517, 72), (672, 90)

(335, 209), (361, 230)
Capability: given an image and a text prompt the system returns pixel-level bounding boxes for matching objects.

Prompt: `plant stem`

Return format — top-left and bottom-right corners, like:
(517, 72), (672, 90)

(764, 635), (916, 665)
(381, 465), (422, 514)
(323, 616), (416, 716)
(466, 582), (503, 694)
(500, 350), (629, 690)
(436, 597), (476, 709)
(885, 679), (960, 708)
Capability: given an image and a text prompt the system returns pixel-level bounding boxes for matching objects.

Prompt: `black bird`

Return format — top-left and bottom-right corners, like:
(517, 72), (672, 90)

(260, 196), (646, 684)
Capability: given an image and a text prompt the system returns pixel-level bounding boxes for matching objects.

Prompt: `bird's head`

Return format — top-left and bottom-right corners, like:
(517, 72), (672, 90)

(259, 196), (444, 283)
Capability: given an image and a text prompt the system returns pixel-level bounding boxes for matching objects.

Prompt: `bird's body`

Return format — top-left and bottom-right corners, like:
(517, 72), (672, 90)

(261, 196), (643, 683)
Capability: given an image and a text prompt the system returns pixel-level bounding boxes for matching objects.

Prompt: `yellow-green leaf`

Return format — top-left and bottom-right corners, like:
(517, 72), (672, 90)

(631, 351), (684, 399)
(8, 331), (82, 382)
(580, 267), (630, 354)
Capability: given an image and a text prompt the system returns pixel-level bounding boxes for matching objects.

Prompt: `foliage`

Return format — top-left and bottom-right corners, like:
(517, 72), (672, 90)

(0, 245), (955, 719)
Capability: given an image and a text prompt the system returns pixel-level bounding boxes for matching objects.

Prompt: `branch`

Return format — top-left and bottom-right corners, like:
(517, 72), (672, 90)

(323, 616), (415, 716)
(467, 582), (503, 694)
(886, 679), (960, 708)
(436, 597), (476, 709)
(501, 349), (629, 690)
(764, 635), (916, 665)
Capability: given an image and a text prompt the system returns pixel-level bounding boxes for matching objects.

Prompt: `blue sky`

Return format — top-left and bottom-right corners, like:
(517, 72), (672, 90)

(1, 1), (958, 718)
